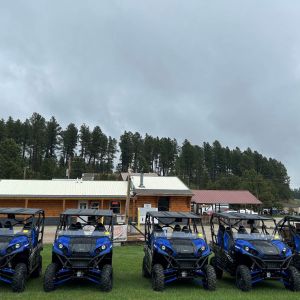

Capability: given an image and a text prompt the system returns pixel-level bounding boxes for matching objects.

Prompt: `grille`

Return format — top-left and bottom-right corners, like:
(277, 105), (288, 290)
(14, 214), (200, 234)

(177, 260), (196, 269)
(69, 237), (97, 257)
(70, 260), (89, 268)
(263, 255), (282, 260)
(265, 261), (283, 269)
(170, 239), (195, 255)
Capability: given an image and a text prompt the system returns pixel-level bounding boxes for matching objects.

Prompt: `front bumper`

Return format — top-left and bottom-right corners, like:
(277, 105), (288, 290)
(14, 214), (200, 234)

(53, 251), (111, 270)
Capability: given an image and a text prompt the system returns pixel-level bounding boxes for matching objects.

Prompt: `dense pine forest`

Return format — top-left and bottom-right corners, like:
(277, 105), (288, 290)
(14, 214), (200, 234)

(0, 113), (295, 208)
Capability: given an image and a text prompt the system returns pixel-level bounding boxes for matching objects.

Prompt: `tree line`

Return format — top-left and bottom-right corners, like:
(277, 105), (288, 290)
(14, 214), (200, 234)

(0, 113), (293, 207)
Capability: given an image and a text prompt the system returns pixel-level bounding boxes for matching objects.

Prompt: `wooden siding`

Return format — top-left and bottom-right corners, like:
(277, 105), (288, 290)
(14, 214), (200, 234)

(169, 196), (191, 211)
(130, 195), (191, 219)
(0, 199), (25, 207)
(0, 196), (190, 219)
(27, 199), (63, 217)
(0, 198), (127, 217)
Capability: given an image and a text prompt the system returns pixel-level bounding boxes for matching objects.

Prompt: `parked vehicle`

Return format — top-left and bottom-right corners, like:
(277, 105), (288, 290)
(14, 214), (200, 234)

(142, 211), (216, 291)
(44, 209), (113, 292)
(0, 208), (45, 292)
(275, 216), (300, 270)
(210, 212), (300, 291)
(202, 204), (229, 215)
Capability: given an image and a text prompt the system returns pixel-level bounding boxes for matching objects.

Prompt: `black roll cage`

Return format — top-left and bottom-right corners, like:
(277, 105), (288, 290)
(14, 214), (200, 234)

(55, 213), (113, 241)
(274, 216), (300, 239)
(0, 210), (45, 246)
(210, 213), (275, 246)
(145, 213), (206, 244)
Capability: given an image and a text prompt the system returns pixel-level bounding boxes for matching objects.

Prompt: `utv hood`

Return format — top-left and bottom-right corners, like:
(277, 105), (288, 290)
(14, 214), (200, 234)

(0, 236), (11, 252)
(248, 240), (281, 256)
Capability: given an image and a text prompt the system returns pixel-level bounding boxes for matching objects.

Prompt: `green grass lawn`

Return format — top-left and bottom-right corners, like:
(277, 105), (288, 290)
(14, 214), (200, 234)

(0, 245), (297, 300)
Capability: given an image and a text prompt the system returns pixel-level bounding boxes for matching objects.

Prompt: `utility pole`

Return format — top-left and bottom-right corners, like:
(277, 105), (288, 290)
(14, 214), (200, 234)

(125, 168), (132, 224)
(23, 167), (29, 179)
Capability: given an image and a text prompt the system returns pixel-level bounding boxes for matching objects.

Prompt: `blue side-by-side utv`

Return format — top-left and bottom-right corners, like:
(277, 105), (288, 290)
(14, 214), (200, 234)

(210, 212), (300, 292)
(0, 208), (45, 292)
(275, 216), (300, 271)
(142, 211), (216, 291)
(43, 209), (113, 292)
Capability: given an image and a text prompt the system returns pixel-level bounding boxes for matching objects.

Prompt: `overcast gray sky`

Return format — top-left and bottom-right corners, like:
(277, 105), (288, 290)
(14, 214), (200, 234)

(1, 1), (300, 187)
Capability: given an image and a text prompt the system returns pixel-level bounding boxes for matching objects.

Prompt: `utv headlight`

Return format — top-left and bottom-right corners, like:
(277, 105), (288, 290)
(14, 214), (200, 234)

(201, 246), (206, 251)
(160, 244), (173, 255)
(244, 246), (250, 252)
(15, 243), (21, 249)
(58, 243), (64, 249)
(282, 247), (286, 252)
(101, 244), (106, 250)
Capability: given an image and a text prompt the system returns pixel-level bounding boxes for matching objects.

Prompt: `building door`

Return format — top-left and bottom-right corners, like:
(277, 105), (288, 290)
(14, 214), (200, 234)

(78, 201), (88, 223)
(158, 197), (169, 211)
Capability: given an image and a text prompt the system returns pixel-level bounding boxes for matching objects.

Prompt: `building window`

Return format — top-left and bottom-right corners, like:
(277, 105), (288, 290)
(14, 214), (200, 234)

(110, 201), (121, 214)
(91, 202), (99, 210)
(158, 197), (169, 211)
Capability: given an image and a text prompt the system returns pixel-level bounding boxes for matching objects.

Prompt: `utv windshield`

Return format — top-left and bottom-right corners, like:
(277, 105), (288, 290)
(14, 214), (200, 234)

(154, 231), (204, 240)
(57, 228), (111, 238)
(233, 233), (281, 241)
(0, 227), (31, 236)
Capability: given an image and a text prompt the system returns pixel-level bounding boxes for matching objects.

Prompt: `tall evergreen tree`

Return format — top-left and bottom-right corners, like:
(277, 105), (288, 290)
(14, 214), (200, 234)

(119, 131), (134, 172)
(28, 113), (46, 172)
(45, 116), (61, 158)
(61, 123), (78, 165)
(0, 138), (23, 179)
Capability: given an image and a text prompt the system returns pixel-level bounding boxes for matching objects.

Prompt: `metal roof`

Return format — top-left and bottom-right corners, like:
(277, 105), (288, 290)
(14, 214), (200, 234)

(192, 190), (261, 205)
(0, 208), (44, 215)
(131, 176), (192, 196)
(121, 172), (158, 181)
(61, 209), (113, 217)
(0, 180), (127, 198)
(147, 211), (201, 219)
(213, 212), (272, 221)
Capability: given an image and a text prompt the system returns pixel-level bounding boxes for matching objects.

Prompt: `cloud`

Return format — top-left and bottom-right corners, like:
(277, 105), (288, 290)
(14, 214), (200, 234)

(0, 0), (300, 187)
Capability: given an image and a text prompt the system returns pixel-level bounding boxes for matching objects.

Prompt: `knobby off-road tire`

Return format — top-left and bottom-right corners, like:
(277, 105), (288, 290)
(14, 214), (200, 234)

(285, 266), (300, 291)
(210, 257), (223, 279)
(12, 263), (27, 293)
(152, 264), (165, 291)
(100, 264), (113, 292)
(293, 256), (300, 272)
(203, 264), (217, 291)
(236, 265), (252, 292)
(44, 263), (57, 292)
(31, 254), (42, 278)
(142, 256), (151, 278)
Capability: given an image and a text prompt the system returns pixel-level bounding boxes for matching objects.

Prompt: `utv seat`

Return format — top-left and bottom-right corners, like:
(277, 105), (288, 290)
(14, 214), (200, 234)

(23, 222), (32, 230)
(95, 223), (106, 232)
(238, 225), (247, 234)
(251, 227), (259, 233)
(4, 221), (13, 230)
(224, 227), (234, 251)
(181, 226), (191, 233)
(154, 224), (163, 232)
(68, 223), (78, 231)
(75, 222), (82, 230)
(217, 225), (225, 246)
(173, 224), (181, 232)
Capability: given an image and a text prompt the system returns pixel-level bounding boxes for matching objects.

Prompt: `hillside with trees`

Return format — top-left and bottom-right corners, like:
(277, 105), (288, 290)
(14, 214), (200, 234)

(0, 113), (292, 208)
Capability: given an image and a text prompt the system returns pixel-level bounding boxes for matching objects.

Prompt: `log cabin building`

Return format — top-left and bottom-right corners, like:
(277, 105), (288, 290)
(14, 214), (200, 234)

(0, 175), (192, 224)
